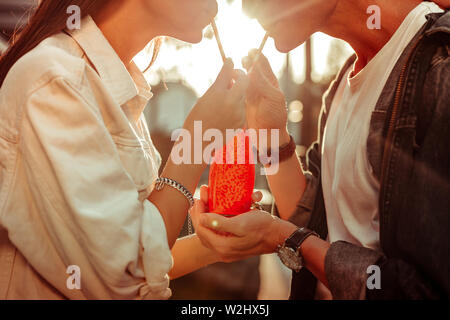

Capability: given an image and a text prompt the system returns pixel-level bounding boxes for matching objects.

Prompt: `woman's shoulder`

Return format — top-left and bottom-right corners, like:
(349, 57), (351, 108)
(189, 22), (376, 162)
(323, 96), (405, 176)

(2, 32), (88, 98)
(0, 31), (95, 142)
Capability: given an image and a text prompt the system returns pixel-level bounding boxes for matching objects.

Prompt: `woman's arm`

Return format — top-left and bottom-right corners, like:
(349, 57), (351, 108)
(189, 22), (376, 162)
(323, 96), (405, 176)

(148, 61), (249, 248)
(169, 235), (220, 280)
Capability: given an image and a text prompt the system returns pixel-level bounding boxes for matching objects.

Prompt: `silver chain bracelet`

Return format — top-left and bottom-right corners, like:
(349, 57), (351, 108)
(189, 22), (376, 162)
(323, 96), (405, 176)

(154, 177), (194, 235)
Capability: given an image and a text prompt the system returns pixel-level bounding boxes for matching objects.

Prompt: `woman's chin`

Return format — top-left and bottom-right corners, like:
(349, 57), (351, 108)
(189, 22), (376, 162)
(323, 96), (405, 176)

(179, 31), (204, 44)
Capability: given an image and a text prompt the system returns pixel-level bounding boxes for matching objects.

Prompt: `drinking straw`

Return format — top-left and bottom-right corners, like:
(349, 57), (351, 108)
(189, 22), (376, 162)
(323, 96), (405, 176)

(211, 20), (227, 63)
(249, 32), (270, 72)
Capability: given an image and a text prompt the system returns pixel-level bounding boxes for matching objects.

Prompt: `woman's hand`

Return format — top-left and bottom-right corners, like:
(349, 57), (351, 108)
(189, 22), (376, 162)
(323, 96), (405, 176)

(185, 59), (249, 135)
(243, 50), (290, 147)
(158, 60), (249, 247)
(189, 186), (297, 263)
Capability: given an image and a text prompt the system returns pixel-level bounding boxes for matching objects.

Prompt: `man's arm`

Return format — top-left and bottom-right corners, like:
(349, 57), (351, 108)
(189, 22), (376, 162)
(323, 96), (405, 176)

(264, 140), (307, 221)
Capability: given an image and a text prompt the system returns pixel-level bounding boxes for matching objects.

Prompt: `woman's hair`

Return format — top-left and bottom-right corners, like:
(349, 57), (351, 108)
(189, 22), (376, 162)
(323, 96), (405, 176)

(0, 0), (160, 87)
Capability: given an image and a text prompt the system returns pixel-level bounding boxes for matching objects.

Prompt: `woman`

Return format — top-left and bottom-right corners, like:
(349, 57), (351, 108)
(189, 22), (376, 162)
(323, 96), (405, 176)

(0, 0), (256, 299)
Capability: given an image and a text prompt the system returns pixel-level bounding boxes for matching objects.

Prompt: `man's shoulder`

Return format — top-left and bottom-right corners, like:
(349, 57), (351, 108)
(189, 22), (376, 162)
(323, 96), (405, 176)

(413, 10), (450, 110)
(425, 10), (450, 36)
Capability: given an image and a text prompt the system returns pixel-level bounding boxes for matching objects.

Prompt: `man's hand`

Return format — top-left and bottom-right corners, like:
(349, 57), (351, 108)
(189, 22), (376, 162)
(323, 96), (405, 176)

(190, 186), (297, 263)
(243, 50), (290, 148)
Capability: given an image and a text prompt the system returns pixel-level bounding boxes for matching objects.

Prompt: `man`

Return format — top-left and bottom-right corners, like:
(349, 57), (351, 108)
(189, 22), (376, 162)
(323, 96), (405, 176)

(191, 0), (450, 299)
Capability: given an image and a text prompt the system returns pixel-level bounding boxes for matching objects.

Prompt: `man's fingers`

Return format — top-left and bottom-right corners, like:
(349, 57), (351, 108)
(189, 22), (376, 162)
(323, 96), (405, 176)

(242, 56), (252, 71)
(243, 52), (284, 106)
(195, 223), (255, 260)
(252, 67), (285, 104)
(252, 191), (263, 203)
(253, 55), (279, 87)
(245, 50), (278, 87)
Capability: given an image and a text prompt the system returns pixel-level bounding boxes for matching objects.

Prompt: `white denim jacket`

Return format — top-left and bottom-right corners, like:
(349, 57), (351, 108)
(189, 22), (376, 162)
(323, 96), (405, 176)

(0, 16), (173, 299)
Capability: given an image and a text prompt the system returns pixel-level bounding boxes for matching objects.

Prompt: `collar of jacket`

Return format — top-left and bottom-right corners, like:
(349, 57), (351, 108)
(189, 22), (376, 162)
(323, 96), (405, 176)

(425, 10), (450, 37)
(66, 15), (153, 107)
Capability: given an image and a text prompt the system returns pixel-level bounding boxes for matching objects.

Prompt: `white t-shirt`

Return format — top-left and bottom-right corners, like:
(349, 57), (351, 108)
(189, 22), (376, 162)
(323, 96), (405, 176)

(321, 2), (444, 251)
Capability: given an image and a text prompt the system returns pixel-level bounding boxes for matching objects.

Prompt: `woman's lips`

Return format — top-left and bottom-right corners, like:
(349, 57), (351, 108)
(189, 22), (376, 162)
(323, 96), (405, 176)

(206, 1), (219, 19)
(197, 9), (217, 29)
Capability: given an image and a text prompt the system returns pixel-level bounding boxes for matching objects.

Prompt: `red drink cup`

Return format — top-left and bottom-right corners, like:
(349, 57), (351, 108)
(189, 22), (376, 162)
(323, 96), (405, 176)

(208, 130), (256, 217)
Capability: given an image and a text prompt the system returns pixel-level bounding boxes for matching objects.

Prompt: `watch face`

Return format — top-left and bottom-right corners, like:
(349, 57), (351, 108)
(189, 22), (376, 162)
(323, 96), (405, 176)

(278, 246), (303, 271)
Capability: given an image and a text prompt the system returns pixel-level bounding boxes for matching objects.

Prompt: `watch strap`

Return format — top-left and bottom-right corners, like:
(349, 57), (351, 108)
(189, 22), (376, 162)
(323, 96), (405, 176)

(285, 227), (319, 253)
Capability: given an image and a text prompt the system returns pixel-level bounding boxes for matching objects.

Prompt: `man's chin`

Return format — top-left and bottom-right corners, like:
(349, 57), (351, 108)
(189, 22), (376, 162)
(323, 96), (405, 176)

(273, 29), (313, 53)
(274, 38), (300, 53)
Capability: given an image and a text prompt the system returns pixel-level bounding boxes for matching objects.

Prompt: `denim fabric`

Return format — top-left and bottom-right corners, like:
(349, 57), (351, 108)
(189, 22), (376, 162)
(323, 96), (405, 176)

(290, 11), (450, 299)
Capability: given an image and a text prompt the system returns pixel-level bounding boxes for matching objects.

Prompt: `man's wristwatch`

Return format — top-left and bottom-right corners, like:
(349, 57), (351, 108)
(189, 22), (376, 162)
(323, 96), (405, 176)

(276, 227), (319, 272)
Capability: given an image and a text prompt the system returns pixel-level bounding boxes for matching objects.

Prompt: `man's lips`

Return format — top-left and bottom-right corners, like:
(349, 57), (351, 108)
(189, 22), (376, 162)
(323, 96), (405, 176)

(260, 20), (279, 37)
(257, 0), (318, 32)
(257, 11), (284, 35)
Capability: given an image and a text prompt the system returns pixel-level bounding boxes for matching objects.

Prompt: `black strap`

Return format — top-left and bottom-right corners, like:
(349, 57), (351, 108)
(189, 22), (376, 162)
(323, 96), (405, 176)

(290, 179), (327, 300)
(285, 228), (319, 251)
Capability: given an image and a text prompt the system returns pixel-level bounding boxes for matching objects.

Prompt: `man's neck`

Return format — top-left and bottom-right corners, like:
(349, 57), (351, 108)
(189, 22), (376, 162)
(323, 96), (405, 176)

(323, 0), (422, 74)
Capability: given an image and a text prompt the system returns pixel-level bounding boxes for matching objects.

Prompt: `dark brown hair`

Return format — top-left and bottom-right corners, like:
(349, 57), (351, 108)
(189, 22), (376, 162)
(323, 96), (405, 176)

(0, 0), (160, 87)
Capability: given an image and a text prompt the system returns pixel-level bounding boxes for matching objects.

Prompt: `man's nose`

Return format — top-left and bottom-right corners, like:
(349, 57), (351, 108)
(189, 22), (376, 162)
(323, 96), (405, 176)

(242, 0), (263, 19)
(242, 0), (272, 28)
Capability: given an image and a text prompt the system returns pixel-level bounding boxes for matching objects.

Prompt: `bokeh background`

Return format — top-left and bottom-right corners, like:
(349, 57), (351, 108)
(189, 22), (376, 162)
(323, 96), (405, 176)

(0, 0), (354, 299)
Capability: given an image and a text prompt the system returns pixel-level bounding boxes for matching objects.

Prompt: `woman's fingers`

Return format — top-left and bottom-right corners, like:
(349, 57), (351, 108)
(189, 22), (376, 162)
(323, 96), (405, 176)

(252, 191), (263, 203)
(195, 210), (276, 262)
(188, 200), (202, 231)
(230, 69), (250, 101)
(213, 58), (235, 89)
(199, 185), (209, 205)
(200, 213), (244, 236)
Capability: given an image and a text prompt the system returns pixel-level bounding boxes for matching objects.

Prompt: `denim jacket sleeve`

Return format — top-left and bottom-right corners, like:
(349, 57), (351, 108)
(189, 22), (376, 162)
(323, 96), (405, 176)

(292, 12), (450, 300)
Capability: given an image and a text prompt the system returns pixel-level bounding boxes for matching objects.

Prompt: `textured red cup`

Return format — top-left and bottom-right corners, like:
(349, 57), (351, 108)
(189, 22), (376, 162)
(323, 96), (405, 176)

(208, 130), (255, 217)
